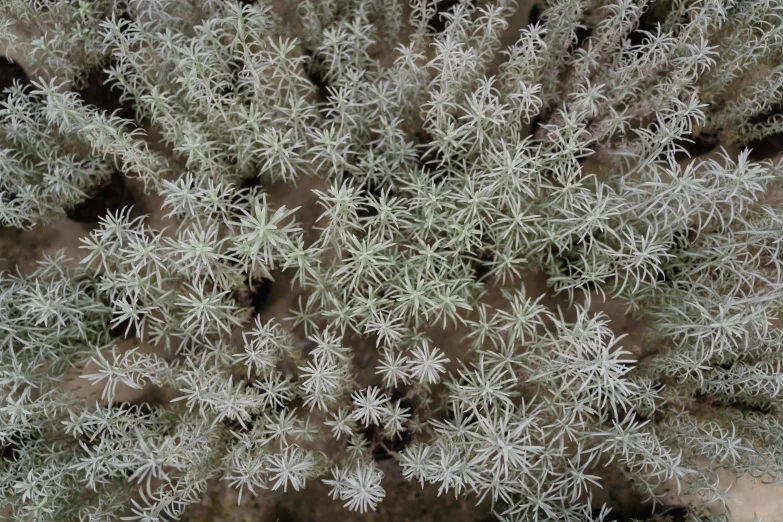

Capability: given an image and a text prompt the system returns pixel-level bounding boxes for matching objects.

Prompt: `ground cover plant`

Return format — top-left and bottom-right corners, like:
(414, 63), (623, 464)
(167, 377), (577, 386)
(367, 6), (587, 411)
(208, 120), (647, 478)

(1, 0), (783, 521)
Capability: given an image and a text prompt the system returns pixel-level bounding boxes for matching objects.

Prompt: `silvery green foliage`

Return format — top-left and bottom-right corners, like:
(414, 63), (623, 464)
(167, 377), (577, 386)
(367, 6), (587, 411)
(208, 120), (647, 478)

(0, 0), (122, 88)
(0, 79), (172, 228)
(1, 0), (783, 521)
(0, 82), (115, 228)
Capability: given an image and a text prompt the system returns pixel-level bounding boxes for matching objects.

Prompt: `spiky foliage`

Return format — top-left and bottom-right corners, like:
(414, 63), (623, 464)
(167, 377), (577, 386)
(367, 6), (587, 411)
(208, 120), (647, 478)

(1, 0), (783, 521)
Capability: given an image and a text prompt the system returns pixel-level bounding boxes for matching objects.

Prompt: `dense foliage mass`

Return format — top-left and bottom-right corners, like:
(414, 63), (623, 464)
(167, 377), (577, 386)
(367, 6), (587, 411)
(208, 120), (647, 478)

(1, 0), (783, 521)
